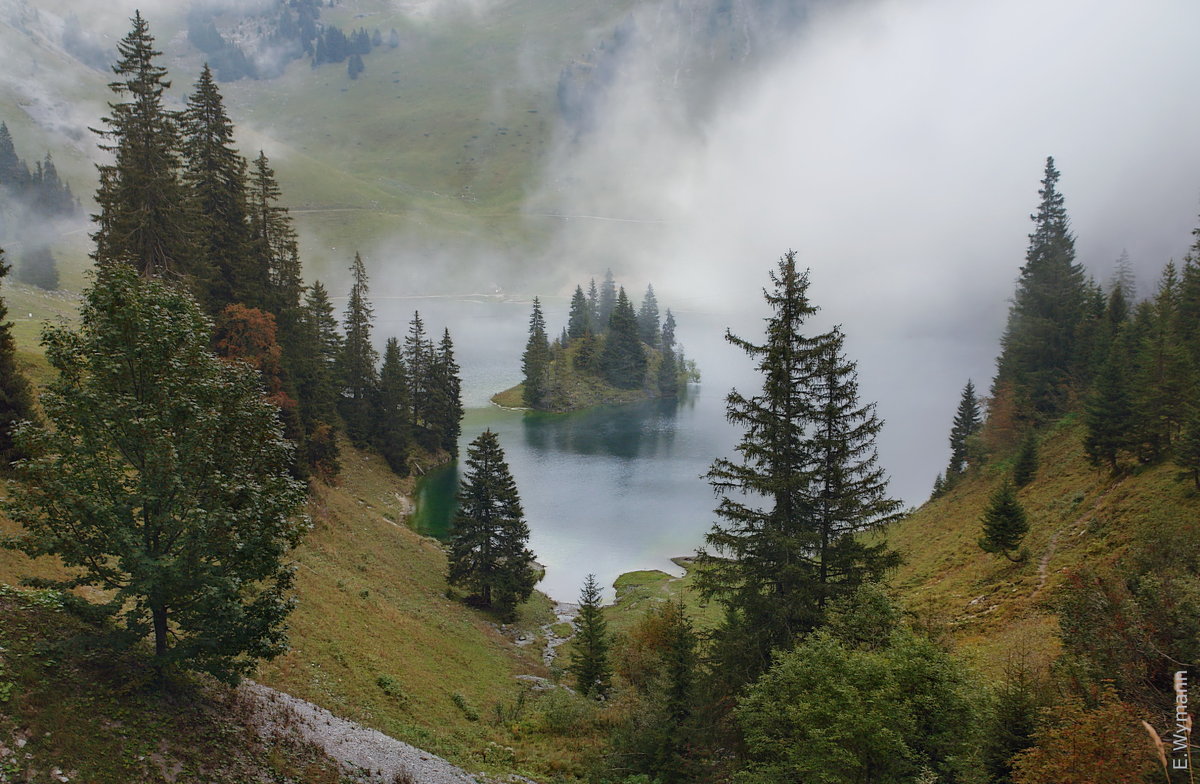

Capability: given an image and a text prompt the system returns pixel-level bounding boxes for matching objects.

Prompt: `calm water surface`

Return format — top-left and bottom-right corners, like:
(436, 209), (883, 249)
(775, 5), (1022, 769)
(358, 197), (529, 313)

(390, 297), (745, 602)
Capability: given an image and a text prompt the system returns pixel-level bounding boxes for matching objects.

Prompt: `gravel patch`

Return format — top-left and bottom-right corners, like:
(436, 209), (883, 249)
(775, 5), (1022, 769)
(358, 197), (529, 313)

(241, 680), (479, 784)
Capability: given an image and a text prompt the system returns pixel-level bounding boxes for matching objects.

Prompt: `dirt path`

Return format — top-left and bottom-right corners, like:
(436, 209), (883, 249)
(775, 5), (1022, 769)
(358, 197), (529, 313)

(242, 681), (479, 784)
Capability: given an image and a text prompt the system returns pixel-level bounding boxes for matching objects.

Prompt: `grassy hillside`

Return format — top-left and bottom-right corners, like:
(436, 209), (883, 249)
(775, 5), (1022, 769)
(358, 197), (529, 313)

(881, 414), (1197, 674)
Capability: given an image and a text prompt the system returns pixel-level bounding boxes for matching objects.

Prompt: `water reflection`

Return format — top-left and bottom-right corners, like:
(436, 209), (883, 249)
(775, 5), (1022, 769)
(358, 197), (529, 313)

(521, 396), (684, 459)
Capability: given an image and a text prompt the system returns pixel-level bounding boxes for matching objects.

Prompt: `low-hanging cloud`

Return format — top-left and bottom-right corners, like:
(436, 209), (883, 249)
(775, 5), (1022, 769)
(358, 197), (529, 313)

(527, 0), (1200, 502)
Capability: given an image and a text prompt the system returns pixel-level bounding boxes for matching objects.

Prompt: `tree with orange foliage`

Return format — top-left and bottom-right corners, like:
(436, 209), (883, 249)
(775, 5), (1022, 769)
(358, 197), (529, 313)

(213, 303), (294, 411)
(1010, 685), (1157, 784)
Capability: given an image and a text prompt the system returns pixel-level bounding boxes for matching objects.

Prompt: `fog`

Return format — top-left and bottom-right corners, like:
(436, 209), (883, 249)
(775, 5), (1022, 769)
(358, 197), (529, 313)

(525, 0), (1200, 503)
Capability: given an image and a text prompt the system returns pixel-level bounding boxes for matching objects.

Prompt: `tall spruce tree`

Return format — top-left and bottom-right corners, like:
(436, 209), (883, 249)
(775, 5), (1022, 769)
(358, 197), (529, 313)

(404, 311), (431, 432)
(567, 285), (592, 340)
(994, 157), (1088, 424)
(428, 328), (463, 456)
(521, 297), (551, 408)
(1013, 431), (1039, 487)
(337, 253), (378, 446)
(0, 249), (35, 467)
(657, 308), (679, 396)
(447, 430), (538, 619)
(569, 573), (613, 699)
(597, 269), (617, 328)
(247, 151), (302, 317)
(0, 123), (28, 191)
(637, 284), (661, 347)
(695, 253), (900, 677)
(979, 480), (1029, 561)
(1176, 402), (1200, 490)
(600, 287), (646, 389)
(1084, 336), (1135, 473)
(947, 380), (982, 478)
(1131, 262), (1191, 461)
(375, 337), (411, 475)
(587, 278), (600, 326)
(181, 64), (253, 311)
(92, 13), (195, 278)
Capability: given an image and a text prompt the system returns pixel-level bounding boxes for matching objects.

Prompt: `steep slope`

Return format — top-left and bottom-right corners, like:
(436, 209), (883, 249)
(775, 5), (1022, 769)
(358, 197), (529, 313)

(882, 414), (1195, 674)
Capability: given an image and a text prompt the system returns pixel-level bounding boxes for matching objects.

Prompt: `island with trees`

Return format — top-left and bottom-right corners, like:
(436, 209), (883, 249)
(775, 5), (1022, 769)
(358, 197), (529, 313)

(493, 271), (698, 411)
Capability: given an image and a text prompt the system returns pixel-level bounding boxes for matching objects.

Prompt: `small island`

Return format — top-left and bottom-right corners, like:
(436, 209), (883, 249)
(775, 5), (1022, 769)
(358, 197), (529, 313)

(493, 271), (698, 412)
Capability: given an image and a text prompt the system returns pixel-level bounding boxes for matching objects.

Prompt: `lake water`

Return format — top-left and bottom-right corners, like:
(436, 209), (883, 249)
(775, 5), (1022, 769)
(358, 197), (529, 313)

(381, 294), (931, 602)
(380, 296), (744, 602)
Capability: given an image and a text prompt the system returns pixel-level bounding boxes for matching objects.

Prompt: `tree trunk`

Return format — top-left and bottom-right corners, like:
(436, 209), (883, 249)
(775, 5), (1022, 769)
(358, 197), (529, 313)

(152, 603), (168, 658)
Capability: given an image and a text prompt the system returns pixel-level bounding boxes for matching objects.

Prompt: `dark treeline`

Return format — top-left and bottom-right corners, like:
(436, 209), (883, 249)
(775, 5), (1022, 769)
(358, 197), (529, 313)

(186, 0), (396, 82)
(520, 271), (693, 409)
(0, 121), (80, 290)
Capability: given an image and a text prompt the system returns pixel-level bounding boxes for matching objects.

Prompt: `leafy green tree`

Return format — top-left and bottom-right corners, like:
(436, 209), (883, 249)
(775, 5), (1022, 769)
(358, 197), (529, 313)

(3, 265), (307, 681)
(92, 13), (195, 279)
(981, 656), (1049, 784)
(1013, 431), (1039, 486)
(946, 379), (981, 478)
(0, 249), (35, 467)
(569, 573), (612, 698)
(567, 285), (591, 340)
(447, 430), (538, 619)
(994, 157), (1089, 424)
(637, 284), (660, 347)
(181, 64), (253, 311)
(600, 287), (646, 389)
(979, 480), (1028, 561)
(337, 252), (378, 446)
(735, 628), (975, 784)
(521, 297), (551, 407)
(375, 337), (411, 475)
(696, 253), (900, 677)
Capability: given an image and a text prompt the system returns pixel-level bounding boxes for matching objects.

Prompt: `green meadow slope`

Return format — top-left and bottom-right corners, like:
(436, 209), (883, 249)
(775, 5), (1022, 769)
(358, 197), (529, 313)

(881, 414), (1197, 674)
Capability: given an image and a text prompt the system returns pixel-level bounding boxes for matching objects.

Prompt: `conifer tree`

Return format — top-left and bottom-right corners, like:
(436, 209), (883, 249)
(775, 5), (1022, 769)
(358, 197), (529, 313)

(994, 157), (1088, 424)
(600, 287), (646, 389)
(569, 573), (612, 699)
(181, 64), (253, 311)
(637, 284), (660, 347)
(567, 285), (591, 340)
(17, 246), (59, 291)
(247, 151), (302, 317)
(1175, 402), (1200, 490)
(338, 253), (378, 446)
(1013, 431), (1039, 487)
(587, 278), (600, 326)
(657, 308), (679, 396)
(427, 328), (463, 456)
(521, 297), (551, 408)
(404, 311), (431, 432)
(447, 430), (538, 619)
(294, 281), (341, 431)
(0, 123), (27, 191)
(92, 13), (195, 278)
(375, 337), (411, 475)
(1130, 262), (1190, 461)
(947, 380), (982, 478)
(1084, 338), (1135, 473)
(696, 253), (901, 676)
(597, 269), (617, 328)
(979, 480), (1029, 561)
(931, 472), (946, 499)
(0, 249), (35, 467)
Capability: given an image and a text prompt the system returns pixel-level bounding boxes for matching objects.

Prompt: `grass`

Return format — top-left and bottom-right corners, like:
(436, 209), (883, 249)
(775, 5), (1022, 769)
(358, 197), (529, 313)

(0, 585), (346, 783)
(879, 416), (1195, 675)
